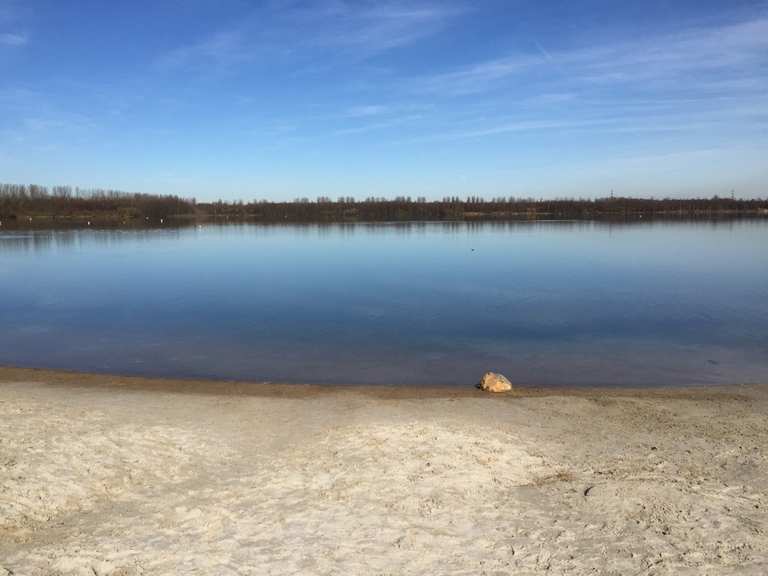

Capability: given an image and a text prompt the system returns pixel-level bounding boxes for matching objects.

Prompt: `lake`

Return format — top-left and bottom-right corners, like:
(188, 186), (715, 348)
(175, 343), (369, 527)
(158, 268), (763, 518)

(1, 220), (766, 387)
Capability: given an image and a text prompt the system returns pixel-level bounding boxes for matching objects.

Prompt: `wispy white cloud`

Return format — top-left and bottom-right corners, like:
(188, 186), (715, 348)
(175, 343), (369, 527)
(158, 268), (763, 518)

(0, 84), (99, 149)
(577, 17), (768, 84)
(0, 86), (43, 107)
(0, 112), (98, 151)
(334, 113), (423, 136)
(0, 0), (28, 47)
(0, 31), (26, 46)
(409, 118), (616, 142)
(405, 103), (768, 144)
(415, 16), (768, 96)
(282, 1), (462, 54)
(344, 104), (389, 118)
(21, 117), (67, 131)
(333, 100), (437, 135)
(157, 30), (248, 69)
(533, 40), (552, 61)
(418, 55), (541, 95)
(157, 1), (463, 70)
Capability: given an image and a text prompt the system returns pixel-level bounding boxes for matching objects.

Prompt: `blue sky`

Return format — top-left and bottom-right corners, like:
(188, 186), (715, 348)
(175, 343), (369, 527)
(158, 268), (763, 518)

(1, 0), (767, 201)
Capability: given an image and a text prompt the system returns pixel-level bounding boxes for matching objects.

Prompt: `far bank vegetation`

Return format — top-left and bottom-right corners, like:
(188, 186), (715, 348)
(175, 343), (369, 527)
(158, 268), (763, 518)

(1, 183), (766, 227)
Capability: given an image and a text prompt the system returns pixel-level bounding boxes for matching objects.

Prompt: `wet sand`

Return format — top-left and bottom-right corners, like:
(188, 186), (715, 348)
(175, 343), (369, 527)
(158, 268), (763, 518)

(1, 366), (766, 575)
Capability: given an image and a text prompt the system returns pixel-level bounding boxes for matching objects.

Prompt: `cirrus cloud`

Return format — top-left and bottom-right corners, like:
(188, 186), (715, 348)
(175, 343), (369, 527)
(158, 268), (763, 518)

(0, 31), (26, 46)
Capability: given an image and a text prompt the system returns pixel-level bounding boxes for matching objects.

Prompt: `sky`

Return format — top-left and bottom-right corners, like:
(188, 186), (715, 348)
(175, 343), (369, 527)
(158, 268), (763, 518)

(0, 0), (767, 201)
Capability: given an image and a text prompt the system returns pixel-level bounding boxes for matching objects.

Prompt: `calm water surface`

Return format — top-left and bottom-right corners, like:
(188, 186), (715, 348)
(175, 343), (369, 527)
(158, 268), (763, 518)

(1, 221), (767, 387)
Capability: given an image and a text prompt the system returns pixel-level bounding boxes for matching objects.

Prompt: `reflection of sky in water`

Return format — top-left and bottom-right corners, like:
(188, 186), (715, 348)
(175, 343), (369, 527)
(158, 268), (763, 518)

(1, 221), (767, 387)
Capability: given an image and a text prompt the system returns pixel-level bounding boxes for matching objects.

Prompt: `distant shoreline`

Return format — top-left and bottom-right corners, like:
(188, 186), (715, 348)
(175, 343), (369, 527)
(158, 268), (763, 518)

(2, 212), (767, 231)
(2, 182), (767, 228)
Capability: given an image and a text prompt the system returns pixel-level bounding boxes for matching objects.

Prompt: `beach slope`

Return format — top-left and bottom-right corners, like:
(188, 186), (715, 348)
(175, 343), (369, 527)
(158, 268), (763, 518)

(1, 367), (766, 575)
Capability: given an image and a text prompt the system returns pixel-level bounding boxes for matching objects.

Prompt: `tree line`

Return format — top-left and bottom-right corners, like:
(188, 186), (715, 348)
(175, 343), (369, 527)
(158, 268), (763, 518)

(0, 183), (195, 224)
(1, 182), (766, 225)
(197, 194), (768, 222)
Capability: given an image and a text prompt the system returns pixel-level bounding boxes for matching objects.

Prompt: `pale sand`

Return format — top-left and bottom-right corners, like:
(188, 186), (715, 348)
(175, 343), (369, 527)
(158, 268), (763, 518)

(1, 368), (766, 575)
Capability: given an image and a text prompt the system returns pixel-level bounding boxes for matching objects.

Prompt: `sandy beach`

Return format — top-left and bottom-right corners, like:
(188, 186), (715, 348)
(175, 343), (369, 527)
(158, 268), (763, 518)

(1, 367), (766, 575)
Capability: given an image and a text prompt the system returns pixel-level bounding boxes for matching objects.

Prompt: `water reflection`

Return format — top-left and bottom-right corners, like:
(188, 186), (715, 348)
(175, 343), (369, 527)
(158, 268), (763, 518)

(1, 220), (766, 387)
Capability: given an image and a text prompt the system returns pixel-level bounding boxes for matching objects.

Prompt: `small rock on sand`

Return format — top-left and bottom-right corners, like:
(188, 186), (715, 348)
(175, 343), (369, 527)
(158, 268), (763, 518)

(478, 372), (513, 393)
